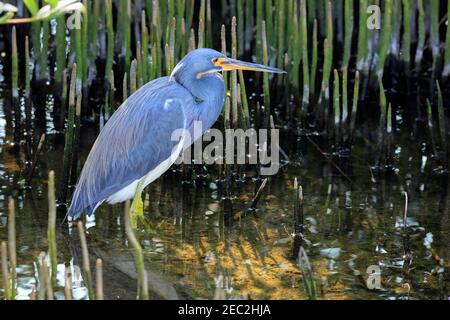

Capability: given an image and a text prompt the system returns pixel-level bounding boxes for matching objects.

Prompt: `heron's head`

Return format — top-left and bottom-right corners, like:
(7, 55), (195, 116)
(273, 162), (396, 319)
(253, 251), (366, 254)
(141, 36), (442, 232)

(171, 48), (285, 83)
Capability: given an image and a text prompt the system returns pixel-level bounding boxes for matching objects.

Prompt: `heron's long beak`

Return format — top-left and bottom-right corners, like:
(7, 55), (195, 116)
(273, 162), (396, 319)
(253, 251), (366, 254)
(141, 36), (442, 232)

(215, 57), (286, 74)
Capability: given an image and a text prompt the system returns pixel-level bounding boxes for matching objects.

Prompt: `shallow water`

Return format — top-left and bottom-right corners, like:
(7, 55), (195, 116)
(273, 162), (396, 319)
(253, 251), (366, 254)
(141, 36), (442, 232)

(0, 27), (449, 300)
(0, 72), (449, 300)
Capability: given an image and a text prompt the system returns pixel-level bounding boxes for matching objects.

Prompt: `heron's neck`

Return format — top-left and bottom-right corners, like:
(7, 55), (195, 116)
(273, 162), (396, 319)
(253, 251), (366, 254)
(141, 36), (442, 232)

(173, 72), (224, 103)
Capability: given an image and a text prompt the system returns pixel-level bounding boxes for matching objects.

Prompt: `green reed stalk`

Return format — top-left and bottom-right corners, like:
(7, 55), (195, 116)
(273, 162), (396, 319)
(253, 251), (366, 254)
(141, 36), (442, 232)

(47, 171), (57, 285)
(1, 242), (10, 299)
(221, 24), (228, 99)
(11, 27), (18, 99)
(59, 70), (67, 129)
(291, 1), (300, 90)
(390, 0), (401, 58)
(349, 71), (360, 143)
(77, 222), (94, 299)
(64, 267), (73, 300)
(387, 103), (392, 135)
(298, 247), (317, 300)
(307, 0), (316, 26)
(36, 252), (46, 300)
(310, 19), (318, 101)
(342, 68), (348, 131)
(342, 0), (353, 69)
(42, 259), (53, 300)
(124, 202), (149, 300)
(444, 0), (450, 77)
(436, 82), (448, 165)
(319, 38), (332, 104)
(56, 15), (66, 87)
(96, 259), (104, 300)
(198, 0), (205, 48)
(74, 17), (84, 82)
(300, 0), (310, 111)
(244, 0), (254, 52)
(256, 0), (264, 61)
(316, 0), (327, 37)
(430, 0), (439, 68)
(125, 0), (132, 76)
(90, 1), (99, 67)
(415, 0), (425, 67)
(58, 65), (77, 205)
(262, 20), (271, 122)
(179, 18), (187, 58)
(136, 42), (143, 88)
(141, 11), (149, 83)
(8, 198), (16, 299)
(31, 21), (40, 79)
(333, 69), (341, 142)
(231, 17), (238, 128)
(356, 0), (368, 72)
(265, 0), (274, 47)
(426, 99), (438, 158)
(25, 36), (31, 97)
(206, 0), (212, 48)
(166, 0), (175, 43)
(376, 0), (392, 77)
(326, 1), (333, 67)
(185, 0), (195, 40)
(237, 0), (245, 56)
(276, 0), (285, 87)
(130, 60), (137, 94)
(123, 72), (128, 101)
(402, 0), (411, 65)
(40, 21), (49, 80)
(164, 44), (170, 75)
(188, 28), (196, 52)
(378, 77), (387, 164)
(176, 0), (186, 58)
(152, 0), (162, 77)
(70, 82), (82, 187)
(106, 70), (115, 117)
(238, 71), (250, 129)
(105, 0), (114, 84)
(169, 17), (176, 71)
(81, 0), (89, 82)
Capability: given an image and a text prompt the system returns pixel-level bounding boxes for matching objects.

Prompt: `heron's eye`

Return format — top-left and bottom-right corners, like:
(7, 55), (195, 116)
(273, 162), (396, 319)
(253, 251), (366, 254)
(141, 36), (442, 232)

(212, 58), (220, 65)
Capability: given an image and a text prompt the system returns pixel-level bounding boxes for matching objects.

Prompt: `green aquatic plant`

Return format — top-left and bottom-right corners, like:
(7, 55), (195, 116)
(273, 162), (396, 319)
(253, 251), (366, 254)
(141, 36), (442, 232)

(342, 0), (353, 70)
(298, 247), (317, 300)
(77, 221), (94, 299)
(7, 198), (16, 299)
(11, 27), (18, 98)
(58, 65), (77, 205)
(47, 171), (58, 285)
(376, 0), (392, 77)
(436, 82), (448, 166)
(356, 0), (368, 73)
(444, 0), (450, 77)
(300, 0), (310, 111)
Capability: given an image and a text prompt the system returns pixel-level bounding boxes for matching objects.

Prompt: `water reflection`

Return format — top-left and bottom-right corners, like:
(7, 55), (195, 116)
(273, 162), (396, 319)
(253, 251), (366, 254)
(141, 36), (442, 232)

(0, 64), (449, 300)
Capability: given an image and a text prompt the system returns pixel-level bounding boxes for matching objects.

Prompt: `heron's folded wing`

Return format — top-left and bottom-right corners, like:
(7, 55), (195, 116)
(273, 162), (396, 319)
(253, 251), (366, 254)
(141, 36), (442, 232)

(68, 79), (190, 218)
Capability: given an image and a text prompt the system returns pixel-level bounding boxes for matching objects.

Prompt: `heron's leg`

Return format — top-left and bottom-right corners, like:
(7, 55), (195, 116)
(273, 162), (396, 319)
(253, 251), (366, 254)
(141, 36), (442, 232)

(130, 180), (145, 228)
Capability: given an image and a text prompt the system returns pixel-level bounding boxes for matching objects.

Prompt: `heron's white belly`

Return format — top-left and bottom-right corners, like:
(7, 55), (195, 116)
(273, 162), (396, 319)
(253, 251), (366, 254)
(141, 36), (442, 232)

(106, 138), (185, 204)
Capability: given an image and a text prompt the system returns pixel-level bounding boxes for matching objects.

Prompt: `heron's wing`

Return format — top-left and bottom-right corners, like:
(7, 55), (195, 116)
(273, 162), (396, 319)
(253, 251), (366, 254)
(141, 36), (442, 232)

(68, 78), (191, 218)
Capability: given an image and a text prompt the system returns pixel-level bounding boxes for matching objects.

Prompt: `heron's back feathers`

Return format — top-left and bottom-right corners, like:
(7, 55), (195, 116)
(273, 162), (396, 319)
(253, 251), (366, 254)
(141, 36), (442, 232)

(68, 77), (191, 218)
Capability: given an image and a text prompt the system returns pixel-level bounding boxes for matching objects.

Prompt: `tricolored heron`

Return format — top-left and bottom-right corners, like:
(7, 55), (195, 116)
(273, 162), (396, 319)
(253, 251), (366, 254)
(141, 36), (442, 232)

(68, 48), (285, 219)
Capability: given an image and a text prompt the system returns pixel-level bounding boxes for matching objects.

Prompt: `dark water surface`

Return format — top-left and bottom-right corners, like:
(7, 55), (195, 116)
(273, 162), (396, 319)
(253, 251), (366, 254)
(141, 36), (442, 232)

(0, 59), (449, 300)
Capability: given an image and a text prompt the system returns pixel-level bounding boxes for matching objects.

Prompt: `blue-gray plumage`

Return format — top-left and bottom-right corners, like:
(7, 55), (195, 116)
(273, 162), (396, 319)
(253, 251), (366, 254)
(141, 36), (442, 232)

(68, 48), (285, 219)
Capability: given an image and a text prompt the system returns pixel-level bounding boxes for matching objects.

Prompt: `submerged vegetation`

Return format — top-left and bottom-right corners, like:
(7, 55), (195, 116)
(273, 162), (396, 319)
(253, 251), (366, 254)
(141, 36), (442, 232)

(0, 0), (449, 300)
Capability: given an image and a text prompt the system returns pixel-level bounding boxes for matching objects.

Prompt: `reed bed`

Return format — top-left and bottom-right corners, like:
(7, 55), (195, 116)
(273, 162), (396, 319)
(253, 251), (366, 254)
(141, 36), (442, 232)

(1, 1), (448, 166)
